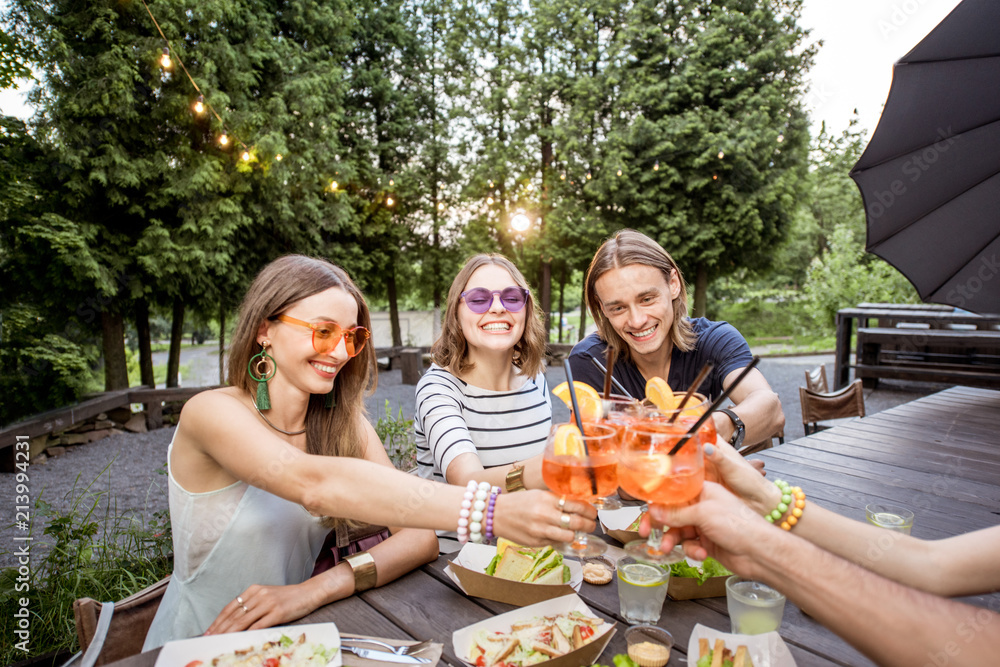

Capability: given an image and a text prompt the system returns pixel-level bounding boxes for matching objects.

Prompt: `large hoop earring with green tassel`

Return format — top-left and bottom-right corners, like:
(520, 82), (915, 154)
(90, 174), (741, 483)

(249, 342), (277, 410)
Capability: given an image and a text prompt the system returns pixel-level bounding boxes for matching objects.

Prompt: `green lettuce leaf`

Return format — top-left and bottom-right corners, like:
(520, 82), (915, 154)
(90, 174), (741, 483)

(669, 557), (732, 584)
(485, 554), (501, 576)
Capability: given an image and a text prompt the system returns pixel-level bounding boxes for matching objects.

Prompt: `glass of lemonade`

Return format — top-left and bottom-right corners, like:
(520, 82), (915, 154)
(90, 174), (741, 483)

(725, 575), (786, 635)
(865, 503), (914, 534)
(617, 556), (671, 625)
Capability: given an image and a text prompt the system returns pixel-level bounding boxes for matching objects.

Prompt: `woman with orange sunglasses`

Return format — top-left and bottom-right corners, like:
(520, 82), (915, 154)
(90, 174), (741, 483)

(143, 255), (594, 648)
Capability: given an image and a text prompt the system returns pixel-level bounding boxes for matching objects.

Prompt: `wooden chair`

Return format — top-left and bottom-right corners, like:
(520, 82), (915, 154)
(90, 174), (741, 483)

(739, 426), (785, 456)
(67, 576), (170, 667)
(799, 379), (866, 435)
(805, 365), (829, 393)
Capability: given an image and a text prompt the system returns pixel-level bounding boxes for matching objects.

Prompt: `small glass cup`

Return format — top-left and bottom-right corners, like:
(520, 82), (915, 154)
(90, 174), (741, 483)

(726, 575), (786, 635)
(617, 556), (671, 625)
(625, 625), (674, 667)
(865, 503), (914, 534)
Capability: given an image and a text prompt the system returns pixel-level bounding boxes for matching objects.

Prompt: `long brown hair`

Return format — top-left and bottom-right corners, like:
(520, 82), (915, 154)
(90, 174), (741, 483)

(432, 254), (546, 379)
(584, 229), (696, 362)
(228, 255), (376, 464)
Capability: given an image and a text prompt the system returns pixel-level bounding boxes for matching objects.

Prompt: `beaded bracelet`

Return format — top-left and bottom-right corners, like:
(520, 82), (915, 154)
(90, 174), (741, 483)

(458, 481), (492, 544)
(484, 486), (501, 543)
(764, 479), (806, 531)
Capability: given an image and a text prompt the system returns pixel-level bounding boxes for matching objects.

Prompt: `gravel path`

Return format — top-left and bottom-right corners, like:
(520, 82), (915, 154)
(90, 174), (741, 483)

(2, 354), (948, 569)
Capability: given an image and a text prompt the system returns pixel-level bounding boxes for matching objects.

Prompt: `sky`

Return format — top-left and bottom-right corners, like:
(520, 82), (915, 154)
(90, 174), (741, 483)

(0, 0), (966, 138)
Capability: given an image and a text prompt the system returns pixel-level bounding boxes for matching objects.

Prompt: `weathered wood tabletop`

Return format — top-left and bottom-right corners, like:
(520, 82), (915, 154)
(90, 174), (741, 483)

(110, 385), (1000, 667)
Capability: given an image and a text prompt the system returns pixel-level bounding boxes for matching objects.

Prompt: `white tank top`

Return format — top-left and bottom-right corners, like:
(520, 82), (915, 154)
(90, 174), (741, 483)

(143, 435), (329, 649)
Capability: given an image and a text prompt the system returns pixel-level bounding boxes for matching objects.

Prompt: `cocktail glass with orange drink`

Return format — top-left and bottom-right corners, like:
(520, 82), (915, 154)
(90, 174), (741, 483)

(617, 392), (716, 564)
(541, 421), (619, 558)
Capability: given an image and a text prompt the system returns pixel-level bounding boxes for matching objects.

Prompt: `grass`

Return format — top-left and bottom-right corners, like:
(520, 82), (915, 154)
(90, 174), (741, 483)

(0, 463), (172, 665)
(746, 333), (837, 356)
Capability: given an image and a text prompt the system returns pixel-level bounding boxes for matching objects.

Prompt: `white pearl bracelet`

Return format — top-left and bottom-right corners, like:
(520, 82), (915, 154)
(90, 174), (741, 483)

(458, 480), (492, 544)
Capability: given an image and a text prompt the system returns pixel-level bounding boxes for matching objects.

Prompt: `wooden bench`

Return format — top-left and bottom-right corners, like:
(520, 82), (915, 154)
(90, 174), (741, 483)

(834, 305), (1000, 389)
(855, 326), (1000, 388)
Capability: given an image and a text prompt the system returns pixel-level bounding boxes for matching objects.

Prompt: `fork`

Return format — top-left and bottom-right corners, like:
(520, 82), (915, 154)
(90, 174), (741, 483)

(342, 637), (433, 656)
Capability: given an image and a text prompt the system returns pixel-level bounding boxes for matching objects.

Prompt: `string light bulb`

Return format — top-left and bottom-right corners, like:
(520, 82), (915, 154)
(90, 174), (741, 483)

(437, 202), (445, 211)
(653, 161), (660, 171)
(218, 133), (229, 147)
(241, 150), (251, 161)
(389, 178), (395, 186)
(193, 95), (205, 115)
(617, 169), (622, 177)
(777, 134), (785, 143)
(330, 180), (338, 190)
(718, 150), (725, 159)
(713, 174), (718, 180)
(386, 196), (395, 207)
(487, 196), (494, 205)
(160, 47), (172, 69)
(586, 172), (592, 180)
(560, 172), (566, 180)
(526, 182), (533, 191)
(275, 154), (282, 161)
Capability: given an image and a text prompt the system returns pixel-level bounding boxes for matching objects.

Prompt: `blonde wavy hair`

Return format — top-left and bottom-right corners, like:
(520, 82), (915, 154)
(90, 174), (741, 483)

(432, 254), (546, 379)
(584, 229), (696, 362)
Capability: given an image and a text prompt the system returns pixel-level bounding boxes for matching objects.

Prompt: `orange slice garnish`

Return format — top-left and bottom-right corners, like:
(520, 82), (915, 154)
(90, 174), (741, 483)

(552, 424), (585, 457)
(645, 376), (680, 412)
(552, 381), (603, 421)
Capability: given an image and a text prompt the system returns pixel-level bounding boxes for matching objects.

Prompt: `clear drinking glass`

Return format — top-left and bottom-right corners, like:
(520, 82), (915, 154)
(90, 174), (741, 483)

(541, 422), (619, 558)
(616, 395), (714, 565)
(617, 556), (671, 624)
(726, 575), (786, 635)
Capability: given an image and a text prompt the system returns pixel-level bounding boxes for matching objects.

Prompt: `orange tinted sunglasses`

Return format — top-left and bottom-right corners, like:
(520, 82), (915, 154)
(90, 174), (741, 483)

(272, 315), (370, 357)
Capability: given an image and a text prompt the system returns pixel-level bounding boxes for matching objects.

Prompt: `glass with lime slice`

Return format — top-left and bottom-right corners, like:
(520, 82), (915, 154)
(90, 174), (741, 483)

(617, 557), (671, 624)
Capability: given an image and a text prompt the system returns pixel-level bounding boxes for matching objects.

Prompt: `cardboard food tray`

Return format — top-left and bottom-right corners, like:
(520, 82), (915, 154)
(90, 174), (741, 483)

(668, 575), (728, 600)
(687, 623), (796, 667)
(155, 622), (342, 667)
(446, 543), (582, 607)
(453, 593), (615, 667)
(599, 506), (643, 545)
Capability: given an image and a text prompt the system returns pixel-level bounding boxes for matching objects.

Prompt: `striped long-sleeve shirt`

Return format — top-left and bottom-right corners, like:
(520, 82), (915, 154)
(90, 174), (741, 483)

(414, 363), (552, 552)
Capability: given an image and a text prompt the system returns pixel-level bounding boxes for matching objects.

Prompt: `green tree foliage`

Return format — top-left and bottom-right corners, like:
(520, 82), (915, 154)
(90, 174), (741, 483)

(0, 25), (34, 89)
(803, 224), (918, 328)
(598, 0), (815, 316)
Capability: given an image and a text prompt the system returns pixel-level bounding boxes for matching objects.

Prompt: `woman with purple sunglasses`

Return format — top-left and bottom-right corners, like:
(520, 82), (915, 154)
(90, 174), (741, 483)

(415, 254), (553, 552)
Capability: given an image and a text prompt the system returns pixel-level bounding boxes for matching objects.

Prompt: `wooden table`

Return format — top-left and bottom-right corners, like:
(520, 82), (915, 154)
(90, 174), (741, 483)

(110, 386), (1000, 667)
(833, 306), (1000, 389)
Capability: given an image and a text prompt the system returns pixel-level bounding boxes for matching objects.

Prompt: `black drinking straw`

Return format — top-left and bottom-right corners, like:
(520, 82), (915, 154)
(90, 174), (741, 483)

(667, 355), (761, 456)
(563, 358), (598, 494)
(602, 347), (616, 400)
(584, 353), (633, 399)
(667, 361), (714, 424)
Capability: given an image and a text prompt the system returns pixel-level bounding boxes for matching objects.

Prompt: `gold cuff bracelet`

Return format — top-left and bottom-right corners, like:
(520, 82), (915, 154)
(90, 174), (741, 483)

(505, 464), (526, 493)
(345, 551), (378, 593)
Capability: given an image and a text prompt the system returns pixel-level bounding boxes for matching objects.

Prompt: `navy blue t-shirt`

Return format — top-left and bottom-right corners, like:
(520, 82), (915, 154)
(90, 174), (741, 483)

(567, 318), (752, 401)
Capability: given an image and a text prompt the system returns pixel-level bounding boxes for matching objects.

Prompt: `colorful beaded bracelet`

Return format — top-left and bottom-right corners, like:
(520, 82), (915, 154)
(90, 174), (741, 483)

(765, 479), (806, 531)
(484, 486), (501, 543)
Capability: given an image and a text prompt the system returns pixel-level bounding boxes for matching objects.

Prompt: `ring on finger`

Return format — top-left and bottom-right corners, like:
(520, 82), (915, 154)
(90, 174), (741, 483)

(558, 497), (566, 511)
(241, 604), (249, 614)
(236, 595), (244, 605)
(560, 513), (572, 529)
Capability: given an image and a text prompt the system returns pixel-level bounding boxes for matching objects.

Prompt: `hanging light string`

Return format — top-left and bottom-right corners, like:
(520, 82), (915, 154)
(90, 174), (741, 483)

(139, 0), (246, 152)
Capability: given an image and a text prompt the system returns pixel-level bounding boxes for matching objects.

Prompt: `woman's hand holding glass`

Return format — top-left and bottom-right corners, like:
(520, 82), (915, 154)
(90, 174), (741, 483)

(540, 422), (618, 557)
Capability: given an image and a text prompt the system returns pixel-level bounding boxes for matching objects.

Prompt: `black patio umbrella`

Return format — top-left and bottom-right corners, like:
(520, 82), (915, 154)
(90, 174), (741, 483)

(849, 0), (1000, 315)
